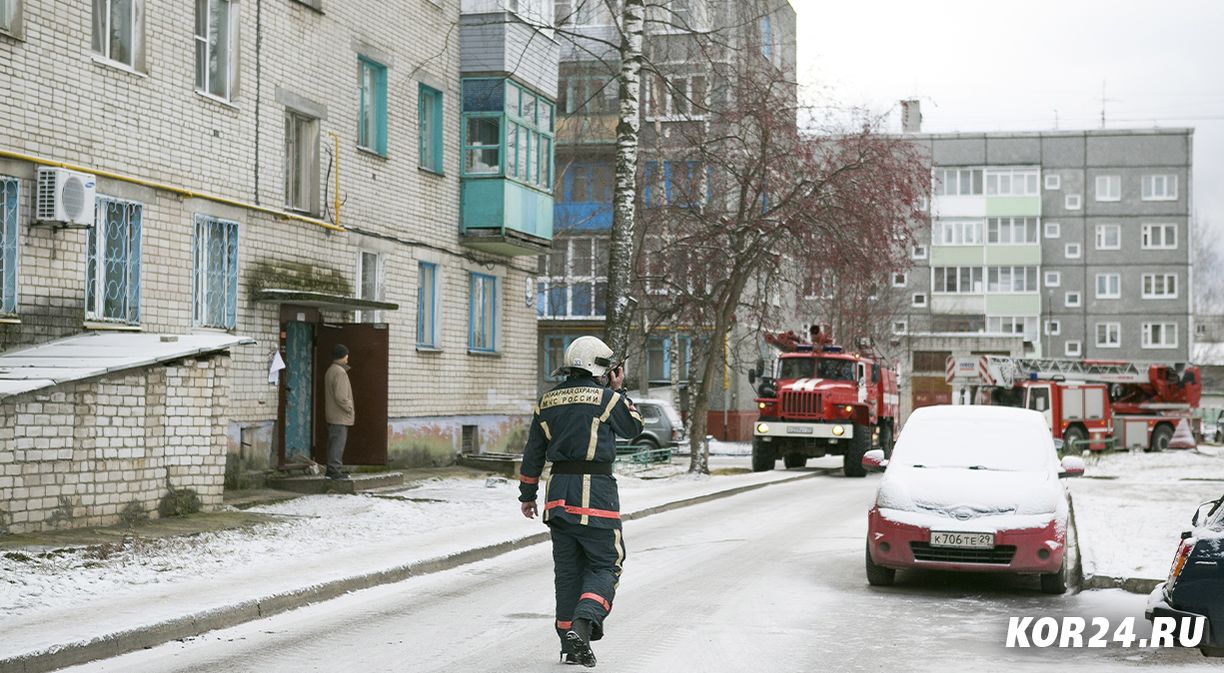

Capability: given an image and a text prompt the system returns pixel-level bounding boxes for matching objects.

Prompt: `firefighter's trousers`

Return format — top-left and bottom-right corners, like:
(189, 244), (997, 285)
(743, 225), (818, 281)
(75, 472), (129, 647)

(549, 520), (626, 644)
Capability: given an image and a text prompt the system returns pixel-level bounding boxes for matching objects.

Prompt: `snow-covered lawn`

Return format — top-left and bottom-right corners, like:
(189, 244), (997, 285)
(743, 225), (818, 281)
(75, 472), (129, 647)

(1071, 446), (1224, 582)
(0, 460), (807, 658)
(1079, 444), (1224, 480)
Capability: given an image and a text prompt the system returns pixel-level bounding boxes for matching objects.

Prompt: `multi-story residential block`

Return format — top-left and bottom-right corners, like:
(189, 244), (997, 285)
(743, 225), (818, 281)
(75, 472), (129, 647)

(538, 0), (796, 440)
(890, 110), (1193, 417)
(0, 0), (555, 532)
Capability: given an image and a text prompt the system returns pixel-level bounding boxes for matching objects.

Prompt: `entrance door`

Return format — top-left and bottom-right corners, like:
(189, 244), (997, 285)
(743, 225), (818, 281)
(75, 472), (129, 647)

(314, 322), (390, 465)
(280, 321), (316, 464)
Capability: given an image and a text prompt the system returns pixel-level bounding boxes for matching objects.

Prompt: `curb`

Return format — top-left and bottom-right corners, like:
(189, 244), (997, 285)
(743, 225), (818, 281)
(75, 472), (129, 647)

(1082, 574), (1162, 594)
(0, 469), (829, 673)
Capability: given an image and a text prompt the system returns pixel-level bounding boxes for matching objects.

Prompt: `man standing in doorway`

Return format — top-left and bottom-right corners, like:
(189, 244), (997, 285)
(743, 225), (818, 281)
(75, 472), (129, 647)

(518, 336), (643, 667)
(324, 344), (354, 480)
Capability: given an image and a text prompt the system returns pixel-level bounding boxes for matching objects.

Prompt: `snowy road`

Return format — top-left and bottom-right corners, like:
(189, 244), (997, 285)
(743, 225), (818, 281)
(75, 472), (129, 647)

(63, 471), (1216, 673)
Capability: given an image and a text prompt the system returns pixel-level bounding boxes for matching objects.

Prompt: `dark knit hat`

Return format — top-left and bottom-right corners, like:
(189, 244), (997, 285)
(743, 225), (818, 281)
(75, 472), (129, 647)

(332, 344), (349, 360)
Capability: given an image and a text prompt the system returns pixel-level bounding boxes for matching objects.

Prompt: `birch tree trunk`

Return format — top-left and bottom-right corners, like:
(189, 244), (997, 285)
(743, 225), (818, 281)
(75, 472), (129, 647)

(604, 0), (645, 359)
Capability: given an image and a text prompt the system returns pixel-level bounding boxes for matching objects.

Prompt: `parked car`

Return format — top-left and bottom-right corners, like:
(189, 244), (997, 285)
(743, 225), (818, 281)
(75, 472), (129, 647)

(862, 405), (1085, 594)
(615, 398), (686, 451)
(1145, 493), (1224, 657)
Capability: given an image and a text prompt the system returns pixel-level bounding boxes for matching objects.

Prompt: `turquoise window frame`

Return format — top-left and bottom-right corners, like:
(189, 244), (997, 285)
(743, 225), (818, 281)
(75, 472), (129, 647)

(358, 56), (388, 156)
(468, 272), (498, 353)
(0, 177), (18, 315)
(416, 261), (439, 347)
(419, 84), (444, 172)
(460, 77), (554, 192)
(647, 335), (693, 383)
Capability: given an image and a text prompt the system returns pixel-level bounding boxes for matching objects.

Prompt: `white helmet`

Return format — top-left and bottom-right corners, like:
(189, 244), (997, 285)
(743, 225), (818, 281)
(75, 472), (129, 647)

(563, 336), (616, 377)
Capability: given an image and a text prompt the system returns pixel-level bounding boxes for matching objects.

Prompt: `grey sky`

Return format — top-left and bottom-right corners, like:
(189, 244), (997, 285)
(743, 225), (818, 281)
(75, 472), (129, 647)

(793, 0), (1224, 241)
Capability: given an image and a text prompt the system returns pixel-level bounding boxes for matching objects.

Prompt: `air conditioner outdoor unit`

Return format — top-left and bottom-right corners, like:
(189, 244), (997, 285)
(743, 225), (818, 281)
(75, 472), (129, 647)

(36, 167), (97, 227)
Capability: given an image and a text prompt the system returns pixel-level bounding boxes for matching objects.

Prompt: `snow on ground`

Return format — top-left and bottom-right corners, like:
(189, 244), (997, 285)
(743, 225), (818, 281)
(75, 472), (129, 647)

(1079, 444), (1224, 480)
(1071, 446), (1224, 582)
(0, 457), (813, 657)
(707, 439), (751, 456)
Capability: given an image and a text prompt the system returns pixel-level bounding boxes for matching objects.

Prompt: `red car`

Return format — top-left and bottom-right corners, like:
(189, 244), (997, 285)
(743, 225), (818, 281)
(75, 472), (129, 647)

(863, 405), (1085, 594)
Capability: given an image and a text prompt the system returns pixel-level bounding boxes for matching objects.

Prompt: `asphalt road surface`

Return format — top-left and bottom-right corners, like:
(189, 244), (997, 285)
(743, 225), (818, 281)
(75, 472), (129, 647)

(63, 470), (1216, 673)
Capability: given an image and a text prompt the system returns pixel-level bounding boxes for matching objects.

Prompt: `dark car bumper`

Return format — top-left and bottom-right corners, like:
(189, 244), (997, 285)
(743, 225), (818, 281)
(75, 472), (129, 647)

(1146, 583), (1220, 655)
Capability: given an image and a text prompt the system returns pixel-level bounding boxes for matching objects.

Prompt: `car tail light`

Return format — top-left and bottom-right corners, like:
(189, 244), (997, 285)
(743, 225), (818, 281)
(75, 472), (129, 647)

(671, 428), (682, 441)
(1167, 539), (1194, 587)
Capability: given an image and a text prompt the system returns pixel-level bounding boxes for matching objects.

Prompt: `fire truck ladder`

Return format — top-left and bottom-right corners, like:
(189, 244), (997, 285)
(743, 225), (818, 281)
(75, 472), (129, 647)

(978, 356), (1148, 388)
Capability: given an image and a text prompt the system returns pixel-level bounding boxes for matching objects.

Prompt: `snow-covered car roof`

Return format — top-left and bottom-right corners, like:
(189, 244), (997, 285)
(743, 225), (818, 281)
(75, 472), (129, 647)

(894, 405), (1056, 472)
(907, 404), (1046, 424)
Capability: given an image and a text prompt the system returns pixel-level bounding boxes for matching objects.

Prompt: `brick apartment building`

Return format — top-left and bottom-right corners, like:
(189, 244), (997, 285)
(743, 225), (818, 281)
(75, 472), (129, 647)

(0, 0), (557, 532)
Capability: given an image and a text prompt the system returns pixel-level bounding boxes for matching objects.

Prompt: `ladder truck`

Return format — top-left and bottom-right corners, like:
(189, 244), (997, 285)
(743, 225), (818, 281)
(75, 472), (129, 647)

(945, 355), (1202, 452)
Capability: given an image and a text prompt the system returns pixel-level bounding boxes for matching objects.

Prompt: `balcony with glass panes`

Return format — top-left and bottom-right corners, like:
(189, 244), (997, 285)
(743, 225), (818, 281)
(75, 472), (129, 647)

(460, 78), (555, 256)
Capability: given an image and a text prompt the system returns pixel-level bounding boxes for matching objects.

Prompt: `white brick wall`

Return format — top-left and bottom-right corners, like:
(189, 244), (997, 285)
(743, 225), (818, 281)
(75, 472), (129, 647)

(0, 356), (230, 534)
(1, 1), (543, 468)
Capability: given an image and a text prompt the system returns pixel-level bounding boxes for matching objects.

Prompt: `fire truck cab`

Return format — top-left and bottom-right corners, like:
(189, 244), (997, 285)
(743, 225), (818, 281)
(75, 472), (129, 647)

(995, 380), (1113, 449)
(751, 339), (899, 477)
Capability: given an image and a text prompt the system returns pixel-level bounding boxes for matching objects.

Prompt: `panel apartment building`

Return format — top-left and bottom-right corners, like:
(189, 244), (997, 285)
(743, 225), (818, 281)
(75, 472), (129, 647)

(0, 0), (557, 532)
(891, 110), (1193, 416)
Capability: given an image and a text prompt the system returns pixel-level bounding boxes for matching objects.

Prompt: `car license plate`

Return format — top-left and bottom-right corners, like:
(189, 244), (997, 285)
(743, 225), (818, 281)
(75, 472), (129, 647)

(929, 531), (995, 549)
(787, 426), (813, 434)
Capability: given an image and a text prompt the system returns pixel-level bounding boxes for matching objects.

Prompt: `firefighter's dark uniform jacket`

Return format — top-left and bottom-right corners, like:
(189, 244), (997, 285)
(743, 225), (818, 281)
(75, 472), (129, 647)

(520, 374), (643, 645)
(518, 375), (643, 528)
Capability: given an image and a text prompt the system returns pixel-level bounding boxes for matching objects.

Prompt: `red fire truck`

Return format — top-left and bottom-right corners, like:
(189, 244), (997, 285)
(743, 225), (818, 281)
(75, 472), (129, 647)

(947, 356), (1201, 451)
(750, 331), (900, 477)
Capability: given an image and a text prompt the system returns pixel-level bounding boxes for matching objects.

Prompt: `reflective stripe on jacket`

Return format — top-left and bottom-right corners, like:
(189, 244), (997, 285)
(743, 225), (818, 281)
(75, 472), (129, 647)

(518, 376), (643, 529)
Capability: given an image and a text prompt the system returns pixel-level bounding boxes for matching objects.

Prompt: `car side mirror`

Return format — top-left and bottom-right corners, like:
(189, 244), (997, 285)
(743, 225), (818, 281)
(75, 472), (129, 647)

(862, 449), (887, 473)
(1059, 455), (1086, 478)
(1192, 498), (1221, 527)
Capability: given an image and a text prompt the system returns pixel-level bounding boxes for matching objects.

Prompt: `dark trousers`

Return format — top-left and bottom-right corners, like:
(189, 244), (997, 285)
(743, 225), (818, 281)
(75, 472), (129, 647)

(326, 424), (348, 475)
(549, 520), (626, 646)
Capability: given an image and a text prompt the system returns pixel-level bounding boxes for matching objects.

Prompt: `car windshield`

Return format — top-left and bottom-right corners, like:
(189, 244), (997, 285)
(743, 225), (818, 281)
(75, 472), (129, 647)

(779, 358), (855, 381)
(892, 416), (1054, 472)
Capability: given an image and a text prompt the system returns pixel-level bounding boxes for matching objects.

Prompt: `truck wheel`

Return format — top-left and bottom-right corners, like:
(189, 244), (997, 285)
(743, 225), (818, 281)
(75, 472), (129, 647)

(865, 542), (895, 586)
(1148, 424), (1173, 453)
(783, 454), (807, 469)
(878, 422), (894, 459)
(843, 423), (870, 478)
(751, 439), (775, 472)
(1062, 425), (1087, 453)
(1039, 556), (1068, 594)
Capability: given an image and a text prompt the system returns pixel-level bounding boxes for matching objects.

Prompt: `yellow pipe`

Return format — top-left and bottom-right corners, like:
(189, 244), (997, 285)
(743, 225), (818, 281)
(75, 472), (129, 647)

(0, 148), (344, 233)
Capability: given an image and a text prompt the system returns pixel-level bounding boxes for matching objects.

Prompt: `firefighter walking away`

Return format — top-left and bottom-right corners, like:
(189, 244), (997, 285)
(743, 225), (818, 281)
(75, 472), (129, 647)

(518, 335), (643, 667)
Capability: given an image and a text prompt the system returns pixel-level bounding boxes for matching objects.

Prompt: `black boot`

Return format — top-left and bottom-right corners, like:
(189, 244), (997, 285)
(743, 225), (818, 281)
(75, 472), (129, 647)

(564, 619), (597, 668)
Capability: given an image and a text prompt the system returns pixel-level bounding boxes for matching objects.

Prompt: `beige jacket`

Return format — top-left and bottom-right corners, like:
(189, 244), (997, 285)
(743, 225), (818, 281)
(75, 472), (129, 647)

(324, 362), (355, 426)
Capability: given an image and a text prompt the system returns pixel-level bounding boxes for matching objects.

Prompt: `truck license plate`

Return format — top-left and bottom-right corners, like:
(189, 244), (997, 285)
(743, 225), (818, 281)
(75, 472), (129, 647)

(787, 426), (813, 434)
(929, 531), (995, 549)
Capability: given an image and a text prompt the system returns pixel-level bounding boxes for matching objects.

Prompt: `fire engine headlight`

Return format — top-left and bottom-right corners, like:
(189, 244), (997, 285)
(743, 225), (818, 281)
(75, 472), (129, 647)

(756, 423), (770, 434)
(758, 402), (767, 410)
(843, 405), (854, 414)
(832, 425), (845, 437)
